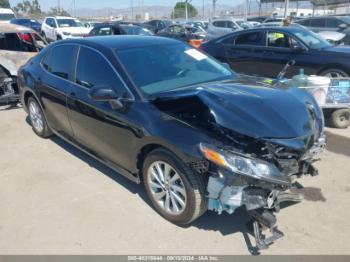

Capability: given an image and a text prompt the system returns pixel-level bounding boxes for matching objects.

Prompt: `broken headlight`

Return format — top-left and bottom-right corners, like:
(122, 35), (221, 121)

(200, 143), (290, 186)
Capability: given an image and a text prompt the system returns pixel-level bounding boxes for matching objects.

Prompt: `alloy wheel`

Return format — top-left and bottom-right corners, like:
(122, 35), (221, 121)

(29, 100), (44, 133)
(324, 71), (348, 78)
(147, 161), (187, 215)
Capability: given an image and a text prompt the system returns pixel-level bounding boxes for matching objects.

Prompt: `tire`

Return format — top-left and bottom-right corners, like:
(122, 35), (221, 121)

(330, 109), (350, 129)
(143, 148), (207, 225)
(27, 97), (52, 138)
(320, 68), (349, 78)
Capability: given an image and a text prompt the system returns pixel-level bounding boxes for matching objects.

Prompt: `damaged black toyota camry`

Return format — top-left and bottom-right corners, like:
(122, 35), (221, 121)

(18, 36), (326, 250)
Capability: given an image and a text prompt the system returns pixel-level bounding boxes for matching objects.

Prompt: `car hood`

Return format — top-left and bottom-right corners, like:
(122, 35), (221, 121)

(322, 45), (350, 54)
(154, 76), (323, 140)
(58, 27), (90, 34)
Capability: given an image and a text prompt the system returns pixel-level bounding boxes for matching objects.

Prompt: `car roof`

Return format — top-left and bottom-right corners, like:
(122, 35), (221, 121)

(0, 23), (35, 33)
(63, 35), (180, 50)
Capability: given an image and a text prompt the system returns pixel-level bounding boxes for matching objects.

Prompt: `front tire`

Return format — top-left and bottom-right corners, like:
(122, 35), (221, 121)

(27, 97), (52, 138)
(320, 68), (349, 78)
(330, 109), (350, 128)
(143, 148), (207, 225)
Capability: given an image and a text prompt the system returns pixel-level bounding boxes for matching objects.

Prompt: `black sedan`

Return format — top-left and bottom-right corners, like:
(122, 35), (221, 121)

(201, 25), (350, 78)
(10, 18), (42, 33)
(157, 24), (208, 47)
(18, 36), (325, 250)
(88, 23), (153, 37)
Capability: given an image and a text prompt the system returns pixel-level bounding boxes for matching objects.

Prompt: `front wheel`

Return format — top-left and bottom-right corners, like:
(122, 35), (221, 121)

(143, 148), (207, 225)
(320, 68), (349, 78)
(330, 109), (350, 128)
(27, 97), (52, 138)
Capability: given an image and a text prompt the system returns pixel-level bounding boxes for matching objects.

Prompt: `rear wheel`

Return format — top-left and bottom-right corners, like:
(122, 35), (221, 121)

(27, 97), (52, 138)
(143, 148), (207, 225)
(320, 68), (349, 78)
(330, 109), (350, 128)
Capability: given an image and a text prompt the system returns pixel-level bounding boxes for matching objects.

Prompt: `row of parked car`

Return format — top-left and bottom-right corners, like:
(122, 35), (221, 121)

(1, 12), (350, 127)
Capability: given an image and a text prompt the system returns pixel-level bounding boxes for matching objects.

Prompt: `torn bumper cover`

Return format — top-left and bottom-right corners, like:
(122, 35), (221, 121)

(202, 134), (326, 250)
(0, 78), (19, 106)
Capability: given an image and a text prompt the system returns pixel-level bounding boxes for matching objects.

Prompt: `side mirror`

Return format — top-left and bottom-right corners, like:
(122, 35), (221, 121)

(291, 45), (306, 52)
(52, 24), (57, 28)
(338, 23), (348, 30)
(88, 86), (118, 101)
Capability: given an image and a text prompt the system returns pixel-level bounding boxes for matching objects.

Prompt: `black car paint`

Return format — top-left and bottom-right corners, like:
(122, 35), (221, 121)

(19, 36), (322, 184)
(201, 26), (350, 78)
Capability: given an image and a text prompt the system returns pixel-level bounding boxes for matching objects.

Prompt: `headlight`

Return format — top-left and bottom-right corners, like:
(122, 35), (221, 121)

(200, 143), (290, 186)
(62, 32), (71, 36)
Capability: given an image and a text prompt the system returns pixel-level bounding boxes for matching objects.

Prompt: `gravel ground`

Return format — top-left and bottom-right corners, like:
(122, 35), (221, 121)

(0, 106), (349, 255)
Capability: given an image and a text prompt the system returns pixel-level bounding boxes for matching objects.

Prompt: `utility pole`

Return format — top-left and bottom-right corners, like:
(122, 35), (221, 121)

(212, 0), (218, 18)
(185, 0), (188, 21)
(284, 0), (289, 17)
(244, 0), (248, 20)
(203, 0), (205, 18)
(131, 0), (134, 21)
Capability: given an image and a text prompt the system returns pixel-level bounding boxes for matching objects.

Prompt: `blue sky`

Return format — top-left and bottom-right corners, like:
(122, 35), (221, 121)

(9, 0), (245, 11)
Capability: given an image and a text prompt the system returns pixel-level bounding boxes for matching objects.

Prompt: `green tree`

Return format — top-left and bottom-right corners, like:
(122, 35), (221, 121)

(171, 1), (198, 19)
(47, 6), (71, 16)
(0, 0), (10, 8)
(13, 0), (42, 16)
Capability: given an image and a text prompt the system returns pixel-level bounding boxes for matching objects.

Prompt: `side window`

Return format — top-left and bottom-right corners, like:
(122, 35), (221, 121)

(235, 31), (265, 46)
(213, 21), (224, 27)
(221, 35), (235, 44)
(267, 31), (296, 48)
(326, 18), (342, 28)
(310, 18), (326, 27)
(226, 21), (235, 29)
(97, 26), (113, 35)
(42, 45), (77, 80)
(75, 47), (126, 95)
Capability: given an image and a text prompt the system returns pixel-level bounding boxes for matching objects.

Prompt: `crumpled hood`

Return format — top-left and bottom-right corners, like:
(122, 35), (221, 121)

(155, 76), (323, 139)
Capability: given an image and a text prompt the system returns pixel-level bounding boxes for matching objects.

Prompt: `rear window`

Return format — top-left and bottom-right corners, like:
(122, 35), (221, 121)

(0, 33), (37, 52)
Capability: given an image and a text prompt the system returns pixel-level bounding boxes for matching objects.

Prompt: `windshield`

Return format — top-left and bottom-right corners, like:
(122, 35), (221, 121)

(57, 19), (83, 28)
(0, 13), (15, 21)
(116, 43), (235, 96)
(120, 26), (153, 35)
(295, 29), (332, 49)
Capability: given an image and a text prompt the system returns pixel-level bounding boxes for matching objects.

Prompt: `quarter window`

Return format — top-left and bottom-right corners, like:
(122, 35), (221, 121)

(235, 31), (265, 46)
(42, 45), (77, 80)
(75, 47), (125, 95)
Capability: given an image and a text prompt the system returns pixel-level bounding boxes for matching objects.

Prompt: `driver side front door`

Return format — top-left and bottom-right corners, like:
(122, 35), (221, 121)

(67, 46), (138, 172)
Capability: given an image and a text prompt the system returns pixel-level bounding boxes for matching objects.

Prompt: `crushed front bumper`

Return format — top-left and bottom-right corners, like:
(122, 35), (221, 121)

(206, 172), (306, 250)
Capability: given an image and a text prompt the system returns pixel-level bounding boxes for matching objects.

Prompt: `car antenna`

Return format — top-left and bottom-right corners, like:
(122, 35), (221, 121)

(276, 60), (296, 81)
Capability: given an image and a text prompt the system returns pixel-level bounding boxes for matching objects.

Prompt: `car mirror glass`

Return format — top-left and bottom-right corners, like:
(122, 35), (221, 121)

(338, 23), (348, 30)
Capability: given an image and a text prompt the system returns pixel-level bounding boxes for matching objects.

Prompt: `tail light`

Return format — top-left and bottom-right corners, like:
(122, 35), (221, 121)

(17, 32), (33, 43)
(189, 39), (203, 49)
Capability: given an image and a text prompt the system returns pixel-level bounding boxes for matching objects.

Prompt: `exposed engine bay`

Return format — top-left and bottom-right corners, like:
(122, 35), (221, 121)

(153, 78), (326, 250)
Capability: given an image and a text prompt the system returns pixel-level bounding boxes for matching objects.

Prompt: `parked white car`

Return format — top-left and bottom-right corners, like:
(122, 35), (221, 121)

(206, 18), (251, 38)
(41, 16), (91, 42)
(0, 8), (16, 23)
